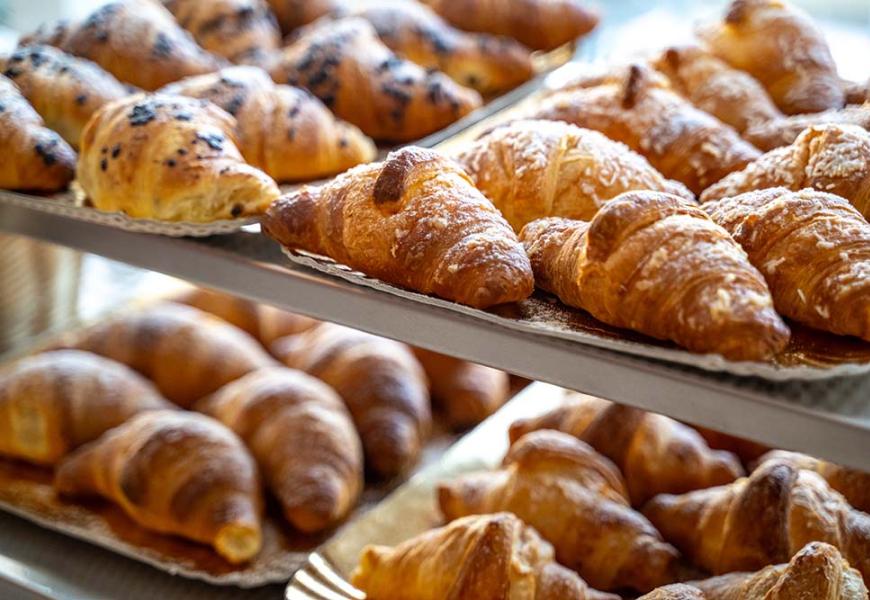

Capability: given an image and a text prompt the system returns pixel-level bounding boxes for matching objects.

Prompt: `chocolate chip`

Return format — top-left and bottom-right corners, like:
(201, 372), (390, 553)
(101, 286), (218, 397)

(100, 158), (108, 171)
(34, 139), (58, 166)
(230, 203), (243, 217)
(152, 32), (173, 58)
(177, 147), (188, 155)
(128, 102), (157, 126)
(164, 159), (176, 167)
(111, 143), (121, 158)
(75, 94), (87, 106)
(195, 131), (224, 151)
(173, 110), (193, 121)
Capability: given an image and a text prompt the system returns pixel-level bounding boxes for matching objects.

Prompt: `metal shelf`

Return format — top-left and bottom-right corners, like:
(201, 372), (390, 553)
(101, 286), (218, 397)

(2, 199), (869, 470)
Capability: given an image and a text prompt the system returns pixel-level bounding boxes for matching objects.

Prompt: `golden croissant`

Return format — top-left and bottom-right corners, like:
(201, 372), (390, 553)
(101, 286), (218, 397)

(743, 102), (870, 151)
(456, 119), (694, 231)
(691, 426), (771, 465)
(439, 430), (681, 592)
(526, 64), (761, 195)
(58, 303), (277, 408)
(0, 44), (128, 147)
(697, 0), (844, 115)
(353, 512), (620, 600)
(412, 348), (509, 430)
(160, 66), (375, 182)
(78, 93), (280, 222)
(173, 287), (318, 347)
(0, 350), (170, 466)
(0, 74), (76, 191)
(162, 0), (281, 64)
(55, 410), (263, 564)
(419, 0), (599, 51)
(639, 543), (869, 599)
(263, 146), (535, 309)
(701, 125), (870, 219)
(643, 460), (870, 582)
(703, 187), (870, 341)
(651, 45), (782, 134)
(509, 393), (744, 506)
(519, 191), (791, 361)
(753, 450), (870, 515)
(272, 323), (430, 478)
(344, 1), (533, 96)
(197, 367), (363, 533)
(21, 0), (223, 91)
(268, 17), (481, 142)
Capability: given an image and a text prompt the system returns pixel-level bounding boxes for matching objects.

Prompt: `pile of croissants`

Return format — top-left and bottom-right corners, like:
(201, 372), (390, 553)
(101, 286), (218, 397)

(353, 391), (870, 599)
(0, 287), (510, 564)
(263, 0), (870, 363)
(0, 0), (599, 220)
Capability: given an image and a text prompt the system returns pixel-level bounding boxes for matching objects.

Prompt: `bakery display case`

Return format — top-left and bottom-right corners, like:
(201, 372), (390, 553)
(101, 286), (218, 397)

(0, 0), (869, 599)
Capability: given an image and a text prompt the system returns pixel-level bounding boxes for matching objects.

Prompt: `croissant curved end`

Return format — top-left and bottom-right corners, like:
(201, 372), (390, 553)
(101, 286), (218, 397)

(215, 522), (262, 564)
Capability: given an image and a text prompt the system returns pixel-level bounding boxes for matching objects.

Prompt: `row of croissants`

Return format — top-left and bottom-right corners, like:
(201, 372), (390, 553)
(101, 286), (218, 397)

(0, 287), (511, 564)
(260, 0), (870, 363)
(352, 392), (870, 599)
(0, 0), (600, 200)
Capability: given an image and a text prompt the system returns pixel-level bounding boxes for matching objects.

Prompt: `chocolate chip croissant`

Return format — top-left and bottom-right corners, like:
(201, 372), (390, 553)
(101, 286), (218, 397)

(160, 66), (375, 182)
(0, 74), (76, 191)
(21, 0), (224, 91)
(526, 64), (761, 195)
(55, 410), (263, 564)
(162, 0), (281, 64)
(78, 93), (280, 221)
(519, 191), (791, 361)
(703, 187), (870, 341)
(263, 147), (534, 309)
(0, 45), (128, 147)
(268, 17), (482, 142)
(439, 430), (681, 593)
(697, 0), (844, 115)
(198, 367), (363, 533)
(456, 119), (693, 231)
(353, 513), (620, 600)
(0, 350), (170, 466)
(509, 393), (744, 506)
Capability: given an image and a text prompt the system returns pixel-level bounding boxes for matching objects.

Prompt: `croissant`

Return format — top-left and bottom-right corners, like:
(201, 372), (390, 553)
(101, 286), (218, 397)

(271, 323), (430, 478)
(526, 64), (761, 194)
(419, 0), (599, 52)
(264, 0), (341, 33)
(695, 541), (868, 600)
(59, 303), (277, 408)
(519, 191), (791, 361)
(55, 410), (263, 564)
(651, 45), (782, 134)
(160, 66), (375, 182)
(703, 187), (870, 340)
(638, 585), (706, 600)
(162, 0), (280, 64)
(456, 119), (694, 231)
(643, 460), (870, 581)
(173, 287), (318, 347)
(20, 0), (223, 91)
(844, 79), (869, 105)
(697, 0), (844, 115)
(743, 102), (870, 151)
(508, 393), (744, 506)
(753, 450), (870, 515)
(268, 17), (482, 142)
(411, 348), (509, 430)
(0, 74), (76, 191)
(78, 93), (280, 221)
(343, 1), (533, 96)
(0, 45), (127, 147)
(439, 430), (681, 592)
(691, 426), (771, 465)
(353, 512), (619, 600)
(197, 367), (363, 533)
(263, 146), (535, 309)
(0, 350), (170, 466)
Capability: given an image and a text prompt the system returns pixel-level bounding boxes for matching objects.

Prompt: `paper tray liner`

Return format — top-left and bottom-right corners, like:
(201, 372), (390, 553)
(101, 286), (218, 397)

(279, 248), (870, 381)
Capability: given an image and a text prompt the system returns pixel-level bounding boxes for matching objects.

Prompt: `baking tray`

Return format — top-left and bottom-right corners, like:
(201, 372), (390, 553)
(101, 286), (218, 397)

(285, 382), (567, 599)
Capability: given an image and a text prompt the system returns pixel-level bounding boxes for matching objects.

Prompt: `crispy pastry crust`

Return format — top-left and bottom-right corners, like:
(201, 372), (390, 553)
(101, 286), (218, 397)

(519, 191), (790, 361)
(703, 187), (870, 340)
(742, 103), (870, 151)
(263, 146), (534, 308)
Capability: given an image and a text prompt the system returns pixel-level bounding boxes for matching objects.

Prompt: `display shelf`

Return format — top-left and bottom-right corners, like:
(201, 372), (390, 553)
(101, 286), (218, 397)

(3, 198), (869, 470)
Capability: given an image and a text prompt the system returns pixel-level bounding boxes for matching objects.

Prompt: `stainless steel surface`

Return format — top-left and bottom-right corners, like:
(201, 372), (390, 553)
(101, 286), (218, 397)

(2, 199), (869, 471)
